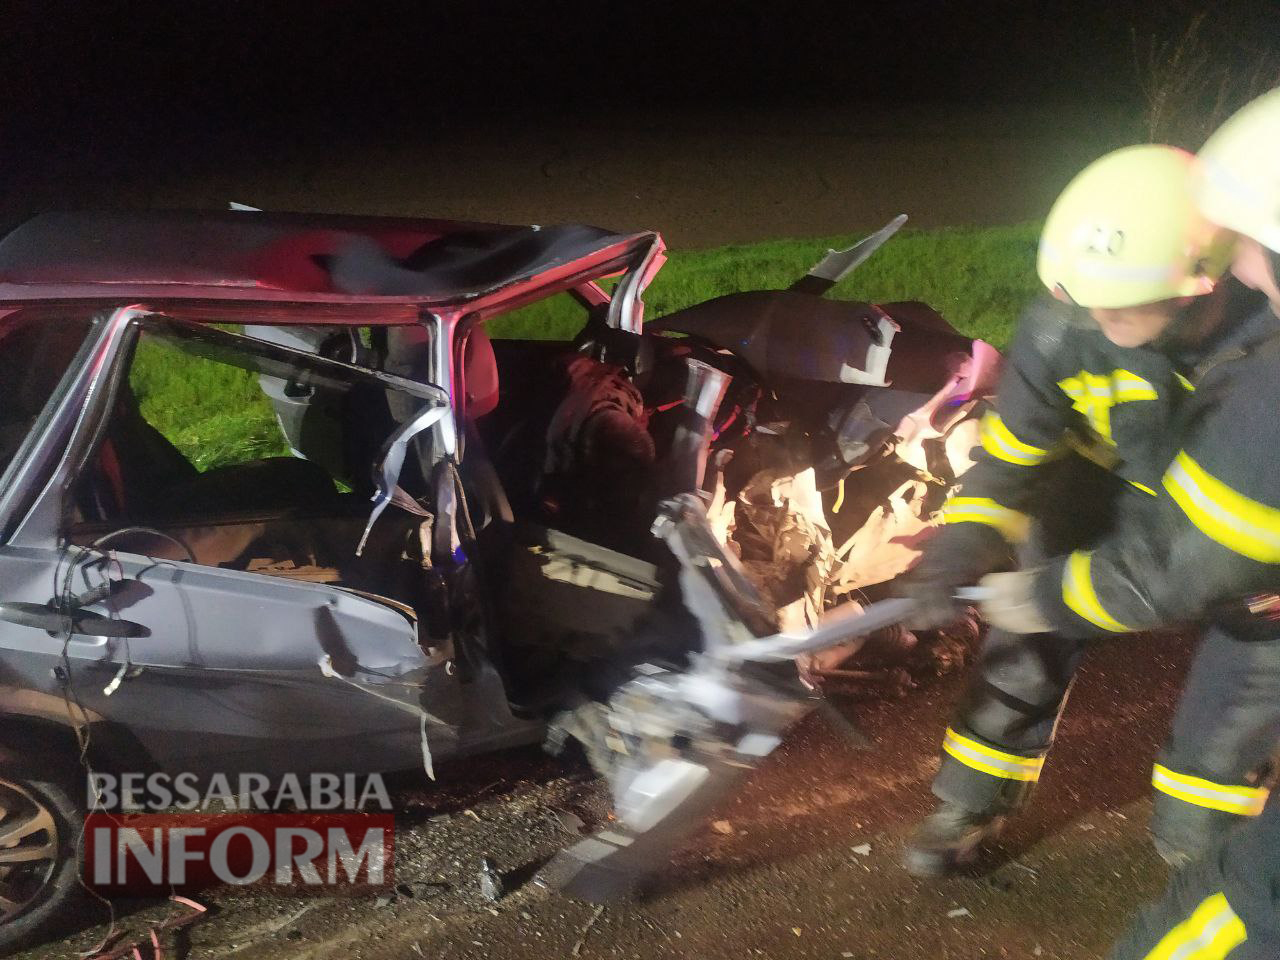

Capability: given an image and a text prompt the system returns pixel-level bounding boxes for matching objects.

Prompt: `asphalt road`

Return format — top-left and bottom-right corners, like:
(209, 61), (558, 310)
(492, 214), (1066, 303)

(33, 631), (1194, 960)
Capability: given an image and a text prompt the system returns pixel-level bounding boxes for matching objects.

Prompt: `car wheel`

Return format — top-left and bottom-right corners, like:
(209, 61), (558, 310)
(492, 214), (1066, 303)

(0, 762), (83, 954)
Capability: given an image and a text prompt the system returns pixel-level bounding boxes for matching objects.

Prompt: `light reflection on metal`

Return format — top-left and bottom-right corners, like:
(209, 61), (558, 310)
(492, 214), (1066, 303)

(606, 234), (667, 334)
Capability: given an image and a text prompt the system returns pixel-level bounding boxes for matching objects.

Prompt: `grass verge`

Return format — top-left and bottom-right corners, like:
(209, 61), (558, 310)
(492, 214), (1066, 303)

(488, 222), (1041, 346)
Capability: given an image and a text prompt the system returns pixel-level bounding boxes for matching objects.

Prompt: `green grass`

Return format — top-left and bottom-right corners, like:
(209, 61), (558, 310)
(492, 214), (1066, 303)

(129, 338), (292, 471)
(488, 222), (1042, 347)
(131, 223), (1041, 470)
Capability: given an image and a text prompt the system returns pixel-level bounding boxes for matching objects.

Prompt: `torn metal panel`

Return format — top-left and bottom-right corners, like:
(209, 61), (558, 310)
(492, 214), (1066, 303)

(539, 658), (810, 901)
(648, 291), (901, 386)
(0, 536), (459, 777)
(539, 501), (920, 901)
(604, 233), (666, 334)
(788, 214), (909, 296)
(358, 405), (450, 556)
(659, 359), (731, 499)
(710, 349), (992, 627)
(715, 466), (836, 631)
(652, 494), (776, 647)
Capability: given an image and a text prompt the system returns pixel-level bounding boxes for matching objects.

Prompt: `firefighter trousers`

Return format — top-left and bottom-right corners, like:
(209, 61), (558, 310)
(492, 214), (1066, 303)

(1109, 799), (1280, 960)
(931, 623), (1280, 860)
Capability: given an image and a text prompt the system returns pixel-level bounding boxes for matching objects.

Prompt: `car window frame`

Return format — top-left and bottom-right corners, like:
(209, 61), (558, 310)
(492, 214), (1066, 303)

(142, 315), (450, 406)
(0, 307), (118, 543)
(7, 308), (453, 547)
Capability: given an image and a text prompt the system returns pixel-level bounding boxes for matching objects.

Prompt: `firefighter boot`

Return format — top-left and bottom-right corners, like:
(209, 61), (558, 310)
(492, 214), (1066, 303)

(903, 802), (1006, 877)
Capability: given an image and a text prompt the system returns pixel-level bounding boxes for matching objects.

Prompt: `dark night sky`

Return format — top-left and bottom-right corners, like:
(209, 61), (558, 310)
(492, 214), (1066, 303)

(8, 1), (1262, 137)
(2, 0), (1278, 226)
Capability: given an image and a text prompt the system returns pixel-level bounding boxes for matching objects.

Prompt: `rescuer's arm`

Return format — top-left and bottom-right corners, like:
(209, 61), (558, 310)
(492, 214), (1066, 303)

(904, 298), (1077, 622)
(1024, 371), (1280, 638)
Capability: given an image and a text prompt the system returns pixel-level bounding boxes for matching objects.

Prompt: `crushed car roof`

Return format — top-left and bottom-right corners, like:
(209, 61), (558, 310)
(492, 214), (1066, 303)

(0, 210), (656, 309)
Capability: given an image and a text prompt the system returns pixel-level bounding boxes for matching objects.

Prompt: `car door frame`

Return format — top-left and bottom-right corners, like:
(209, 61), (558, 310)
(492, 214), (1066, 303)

(0, 305), (473, 778)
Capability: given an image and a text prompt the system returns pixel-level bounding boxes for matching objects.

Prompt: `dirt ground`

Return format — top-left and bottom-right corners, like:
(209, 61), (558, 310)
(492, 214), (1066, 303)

(6, 102), (1141, 249)
(31, 632), (1193, 960)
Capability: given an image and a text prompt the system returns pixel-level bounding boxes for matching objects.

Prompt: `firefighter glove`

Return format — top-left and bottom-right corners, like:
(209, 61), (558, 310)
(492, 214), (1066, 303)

(977, 569), (1053, 634)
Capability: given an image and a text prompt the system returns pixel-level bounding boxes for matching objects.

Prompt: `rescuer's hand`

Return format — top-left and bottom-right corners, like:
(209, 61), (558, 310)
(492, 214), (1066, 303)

(976, 570), (1052, 634)
(899, 574), (964, 630)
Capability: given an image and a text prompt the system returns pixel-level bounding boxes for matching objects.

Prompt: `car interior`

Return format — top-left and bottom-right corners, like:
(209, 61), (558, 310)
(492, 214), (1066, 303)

(61, 309), (693, 708)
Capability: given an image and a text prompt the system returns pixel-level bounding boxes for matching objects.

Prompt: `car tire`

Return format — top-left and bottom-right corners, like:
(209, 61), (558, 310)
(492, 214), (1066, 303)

(0, 755), (85, 955)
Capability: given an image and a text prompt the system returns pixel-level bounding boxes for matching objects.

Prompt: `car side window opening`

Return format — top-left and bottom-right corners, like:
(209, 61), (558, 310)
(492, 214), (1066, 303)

(66, 317), (443, 586)
(469, 289), (667, 554)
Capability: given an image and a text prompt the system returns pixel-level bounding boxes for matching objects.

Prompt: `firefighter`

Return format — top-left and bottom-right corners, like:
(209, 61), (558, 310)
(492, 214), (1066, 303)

(1109, 800), (1280, 960)
(1107, 87), (1280, 960)
(901, 142), (1265, 876)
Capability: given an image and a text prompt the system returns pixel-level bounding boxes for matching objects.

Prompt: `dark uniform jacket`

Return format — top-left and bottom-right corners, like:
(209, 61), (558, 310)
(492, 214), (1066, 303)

(1034, 293), (1280, 639)
(923, 284), (1280, 638)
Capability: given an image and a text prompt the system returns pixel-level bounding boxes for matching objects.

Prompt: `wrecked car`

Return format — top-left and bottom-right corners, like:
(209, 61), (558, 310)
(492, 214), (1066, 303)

(0, 209), (997, 945)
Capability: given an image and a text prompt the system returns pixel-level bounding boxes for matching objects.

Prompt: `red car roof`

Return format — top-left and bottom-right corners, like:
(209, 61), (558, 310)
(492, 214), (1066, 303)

(0, 211), (657, 317)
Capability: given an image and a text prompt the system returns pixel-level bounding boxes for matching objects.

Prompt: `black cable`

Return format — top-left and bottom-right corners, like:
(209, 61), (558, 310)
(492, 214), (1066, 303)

(86, 526), (196, 563)
(48, 526), (195, 945)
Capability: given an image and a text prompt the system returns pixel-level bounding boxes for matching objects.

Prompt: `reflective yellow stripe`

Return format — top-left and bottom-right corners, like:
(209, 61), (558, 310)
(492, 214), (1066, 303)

(940, 496), (1030, 541)
(1113, 371), (1159, 402)
(1057, 368), (1158, 443)
(941, 728), (1044, 782)
(1129, 480), (1158, 496)
(1152, 764), (1268, 816)
(1142, 891), (1247, 960)
(979, 412), (1051, 466)
(1058, 373), (1110, 440)
(1062, 550), (1132, 632)
(1176, 372), (1196, 392)
(1163, 450), (1280, 563)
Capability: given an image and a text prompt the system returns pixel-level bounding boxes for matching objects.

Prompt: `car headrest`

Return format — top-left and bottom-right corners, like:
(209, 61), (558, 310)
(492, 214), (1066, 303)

(462, 326), (500, 419)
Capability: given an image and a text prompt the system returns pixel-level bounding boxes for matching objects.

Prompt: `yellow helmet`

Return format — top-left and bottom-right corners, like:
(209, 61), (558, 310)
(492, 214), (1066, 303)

(1196, 88), (1280, 253)
(1037, 144), (1234, 308)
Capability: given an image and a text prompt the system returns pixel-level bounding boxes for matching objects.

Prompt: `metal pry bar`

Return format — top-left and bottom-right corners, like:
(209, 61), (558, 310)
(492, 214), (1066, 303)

(788, 214), (908, 296)
(714, 596), (920, 664)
